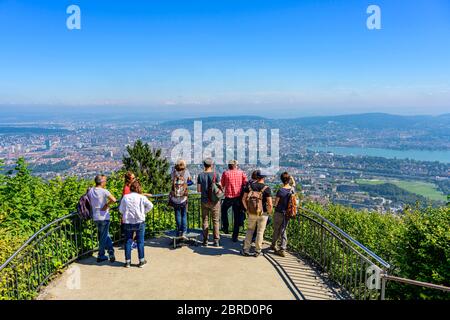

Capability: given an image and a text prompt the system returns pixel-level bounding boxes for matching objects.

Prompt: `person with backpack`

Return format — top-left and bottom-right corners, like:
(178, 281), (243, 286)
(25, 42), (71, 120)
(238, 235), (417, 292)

(169, 159), (192, 238)
(119, 180), (154, 268)
(197, 158), (223, 247)
(241, 169), (273, 257)
(88, 175), (117, 263)
(220, 160), (248, 242)
(271, 172), (297, 257)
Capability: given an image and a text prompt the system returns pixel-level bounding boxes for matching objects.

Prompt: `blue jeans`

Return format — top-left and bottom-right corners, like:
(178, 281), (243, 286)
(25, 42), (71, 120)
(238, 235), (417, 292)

(95, 220), (114, 259)
(174, 205), (188, 236)
(124, 223), (146, 262)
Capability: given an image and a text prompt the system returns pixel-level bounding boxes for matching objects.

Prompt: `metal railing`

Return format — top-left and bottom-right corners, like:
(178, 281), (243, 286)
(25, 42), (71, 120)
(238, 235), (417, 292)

(0, 194), (202, 300)
(270, 207), (450, 300)
(287, 207), (390, 300)
(1, 193), (448, 300)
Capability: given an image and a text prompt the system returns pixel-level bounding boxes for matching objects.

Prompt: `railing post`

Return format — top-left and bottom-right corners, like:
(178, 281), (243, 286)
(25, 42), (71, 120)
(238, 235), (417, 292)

(381, 273), (386, 300)
(320, 221), (324, 267)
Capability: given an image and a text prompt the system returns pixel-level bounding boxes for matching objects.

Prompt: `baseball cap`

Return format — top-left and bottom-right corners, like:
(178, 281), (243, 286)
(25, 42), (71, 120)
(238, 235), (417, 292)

(255, 168), (272, 179)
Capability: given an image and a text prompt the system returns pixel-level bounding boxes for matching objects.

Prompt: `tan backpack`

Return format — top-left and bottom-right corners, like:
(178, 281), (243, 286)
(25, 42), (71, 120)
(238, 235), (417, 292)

(286, 188), (298, 219)
(246, 184), (269, 216)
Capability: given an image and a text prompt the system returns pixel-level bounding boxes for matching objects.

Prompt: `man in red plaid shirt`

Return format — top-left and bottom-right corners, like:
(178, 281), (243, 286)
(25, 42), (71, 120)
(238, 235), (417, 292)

(220, 160), (248, 242)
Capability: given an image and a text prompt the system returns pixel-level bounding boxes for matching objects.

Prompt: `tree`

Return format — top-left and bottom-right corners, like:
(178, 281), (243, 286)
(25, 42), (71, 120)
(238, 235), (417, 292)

(122, 140), (171, 194)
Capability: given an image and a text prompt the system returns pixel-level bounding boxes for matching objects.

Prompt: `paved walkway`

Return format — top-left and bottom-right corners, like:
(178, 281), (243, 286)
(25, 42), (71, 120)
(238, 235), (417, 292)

(38, 235), (342, 300)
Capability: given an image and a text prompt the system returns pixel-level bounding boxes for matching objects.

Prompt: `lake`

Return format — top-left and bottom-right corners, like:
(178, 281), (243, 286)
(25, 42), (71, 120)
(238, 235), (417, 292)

(310, 146), (450, 164)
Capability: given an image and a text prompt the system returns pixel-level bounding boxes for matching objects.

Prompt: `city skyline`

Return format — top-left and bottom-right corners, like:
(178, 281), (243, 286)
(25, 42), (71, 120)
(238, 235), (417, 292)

(0, 0), (450, 115)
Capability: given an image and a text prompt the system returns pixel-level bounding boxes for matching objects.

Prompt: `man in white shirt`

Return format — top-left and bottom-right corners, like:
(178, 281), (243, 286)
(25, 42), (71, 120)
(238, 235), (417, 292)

(119, 181), (154, 268)
(88, 175), (117, 263)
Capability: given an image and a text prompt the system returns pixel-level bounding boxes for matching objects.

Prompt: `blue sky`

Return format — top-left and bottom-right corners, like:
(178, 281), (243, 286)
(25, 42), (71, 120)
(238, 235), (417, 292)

(0, 0), (449, 117)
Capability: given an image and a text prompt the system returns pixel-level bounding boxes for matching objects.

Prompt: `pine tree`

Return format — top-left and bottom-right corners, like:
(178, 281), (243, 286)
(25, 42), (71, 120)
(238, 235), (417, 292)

(122, 140), (171, 194)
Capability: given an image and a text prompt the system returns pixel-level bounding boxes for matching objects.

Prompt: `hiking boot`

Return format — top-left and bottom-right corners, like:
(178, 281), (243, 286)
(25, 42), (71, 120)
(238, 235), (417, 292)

(124, 261), (131, 268)
(109, 255), (116, 263)
(138, 260), (147, 268)
(240, 249), (251, 257)
(97, 256), (108, 263)
(202, 240), (209, 247)
(213, 240), (220, 247)
(275, 250), (286, 257)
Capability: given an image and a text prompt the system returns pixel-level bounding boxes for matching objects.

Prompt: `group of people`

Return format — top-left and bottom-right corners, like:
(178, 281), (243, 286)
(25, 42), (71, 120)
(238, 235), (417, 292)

(87, 173), (153, 268)
(86, 158), (297, 268)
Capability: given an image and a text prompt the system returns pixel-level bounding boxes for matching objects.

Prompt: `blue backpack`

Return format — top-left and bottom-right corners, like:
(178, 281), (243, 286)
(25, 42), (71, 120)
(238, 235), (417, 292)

(77, 188), (92, 220)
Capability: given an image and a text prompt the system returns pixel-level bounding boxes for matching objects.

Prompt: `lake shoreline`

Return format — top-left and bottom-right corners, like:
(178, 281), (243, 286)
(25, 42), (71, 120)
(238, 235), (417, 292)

(309, 146), (450, 164)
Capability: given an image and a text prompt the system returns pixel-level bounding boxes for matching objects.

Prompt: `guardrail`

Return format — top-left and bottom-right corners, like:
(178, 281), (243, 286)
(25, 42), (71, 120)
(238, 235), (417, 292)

(285, 207), (390, 299)
(1, 193), (448, 300)
(0, 194), (202, 300)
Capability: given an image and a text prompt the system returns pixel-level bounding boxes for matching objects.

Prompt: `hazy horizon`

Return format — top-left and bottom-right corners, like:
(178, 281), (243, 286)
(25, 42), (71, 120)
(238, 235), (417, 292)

(0, 105), (448, 123)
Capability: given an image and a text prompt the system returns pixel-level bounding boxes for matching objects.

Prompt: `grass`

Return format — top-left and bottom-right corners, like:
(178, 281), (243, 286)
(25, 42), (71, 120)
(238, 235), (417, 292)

(356, 179), (447, 202)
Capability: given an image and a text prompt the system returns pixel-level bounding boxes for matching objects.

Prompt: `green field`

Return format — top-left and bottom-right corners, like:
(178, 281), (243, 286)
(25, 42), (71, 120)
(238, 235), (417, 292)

(356, 179), (447, 202)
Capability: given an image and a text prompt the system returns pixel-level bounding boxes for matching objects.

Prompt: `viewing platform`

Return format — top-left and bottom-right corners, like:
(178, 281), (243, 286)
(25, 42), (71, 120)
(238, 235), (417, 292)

(2, 194), (447, 300)
(38, 235), (344, 300)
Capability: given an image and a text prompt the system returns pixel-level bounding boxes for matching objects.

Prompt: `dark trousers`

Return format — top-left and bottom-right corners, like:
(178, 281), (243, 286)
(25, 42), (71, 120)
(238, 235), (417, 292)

(174, 205), (188, 236)
(124, 222), (146, 262)
(221, 197), (243, 239)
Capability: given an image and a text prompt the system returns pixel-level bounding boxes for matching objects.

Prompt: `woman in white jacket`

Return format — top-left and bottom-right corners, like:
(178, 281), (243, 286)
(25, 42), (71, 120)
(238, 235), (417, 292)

(119, 181), (154, 268)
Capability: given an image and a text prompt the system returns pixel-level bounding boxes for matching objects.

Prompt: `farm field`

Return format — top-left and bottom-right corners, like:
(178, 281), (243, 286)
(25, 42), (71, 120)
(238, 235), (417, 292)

(356, 179), (447, 202)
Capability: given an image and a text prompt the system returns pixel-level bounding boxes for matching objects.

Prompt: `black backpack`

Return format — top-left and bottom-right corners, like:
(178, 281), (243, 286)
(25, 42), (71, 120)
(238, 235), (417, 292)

(77, 188), (92, 220)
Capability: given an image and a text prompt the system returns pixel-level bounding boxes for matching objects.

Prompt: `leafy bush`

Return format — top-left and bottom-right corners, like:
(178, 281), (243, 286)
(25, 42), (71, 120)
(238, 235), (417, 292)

(298, 202), (449, 300)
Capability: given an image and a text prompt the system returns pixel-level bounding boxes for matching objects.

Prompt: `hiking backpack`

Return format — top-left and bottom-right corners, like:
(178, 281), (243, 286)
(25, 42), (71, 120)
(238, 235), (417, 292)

(77, 188), (92, 220)
(246, 184), (268, 216)
(286, 188), (298, 220)
(169, 170), (188, 206)
(207, 172), (224, 204)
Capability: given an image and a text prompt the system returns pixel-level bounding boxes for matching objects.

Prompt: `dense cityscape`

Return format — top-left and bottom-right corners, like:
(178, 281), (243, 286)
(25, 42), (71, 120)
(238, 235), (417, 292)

(1, 113), (448, 213)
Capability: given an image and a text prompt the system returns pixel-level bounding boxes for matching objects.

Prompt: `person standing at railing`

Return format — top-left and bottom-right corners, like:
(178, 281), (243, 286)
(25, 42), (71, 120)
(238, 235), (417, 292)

(197, 158), (223, 247)
(121, 171), (152, 250)
(169, 159), (192, 239)
(119, 180), (154, 268)
(270, 172), (295, 257)
(88, 175), (117, 263)
(220, 160), (248, 242)
(241, 169), (273, 257)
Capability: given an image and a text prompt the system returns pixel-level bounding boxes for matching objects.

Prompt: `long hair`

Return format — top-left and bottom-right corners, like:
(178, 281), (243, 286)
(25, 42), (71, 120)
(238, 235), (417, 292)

(130, 180), (143, 194)
(124, 171), (135, 186)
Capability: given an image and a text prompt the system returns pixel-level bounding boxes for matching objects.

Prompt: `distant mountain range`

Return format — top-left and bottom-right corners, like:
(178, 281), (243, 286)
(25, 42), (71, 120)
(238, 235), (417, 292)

(161, 113), (450, 130)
